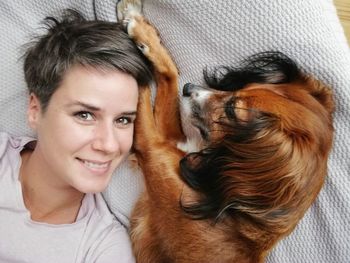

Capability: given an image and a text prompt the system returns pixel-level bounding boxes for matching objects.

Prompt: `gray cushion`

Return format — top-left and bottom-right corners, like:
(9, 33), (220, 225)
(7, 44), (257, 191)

(1, 1), (349, 262)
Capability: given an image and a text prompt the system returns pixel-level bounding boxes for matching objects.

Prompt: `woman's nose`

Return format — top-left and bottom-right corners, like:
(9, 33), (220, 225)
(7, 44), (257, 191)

(91, 123), (120, 154)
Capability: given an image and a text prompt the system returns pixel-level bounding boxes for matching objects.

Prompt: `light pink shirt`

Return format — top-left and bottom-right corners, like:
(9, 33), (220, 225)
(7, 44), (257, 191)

(0, 132), (135, 263)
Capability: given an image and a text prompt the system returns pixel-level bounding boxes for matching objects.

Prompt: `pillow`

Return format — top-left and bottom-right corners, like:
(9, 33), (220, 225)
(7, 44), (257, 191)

(1, 1), (349, 262)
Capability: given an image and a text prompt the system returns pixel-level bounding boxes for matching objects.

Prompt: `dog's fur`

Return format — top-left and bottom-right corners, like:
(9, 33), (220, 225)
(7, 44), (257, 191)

(118, 2), (334, 262)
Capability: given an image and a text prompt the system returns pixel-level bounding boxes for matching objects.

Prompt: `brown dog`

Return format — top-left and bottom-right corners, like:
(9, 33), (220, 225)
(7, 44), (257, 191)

(118, 2), (335, 262)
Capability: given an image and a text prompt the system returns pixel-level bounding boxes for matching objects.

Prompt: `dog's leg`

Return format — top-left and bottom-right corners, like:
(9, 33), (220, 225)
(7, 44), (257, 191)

(118, 0), (184, 143)
(118, 0), (186, 201)
(131, 66), (183, 263)
(126, 11), (186, 198)
(118, 2), (189, 261)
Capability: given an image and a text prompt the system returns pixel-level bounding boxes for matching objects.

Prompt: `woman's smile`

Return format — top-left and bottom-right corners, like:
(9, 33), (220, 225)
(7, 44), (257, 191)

(77, 158), (112, 175)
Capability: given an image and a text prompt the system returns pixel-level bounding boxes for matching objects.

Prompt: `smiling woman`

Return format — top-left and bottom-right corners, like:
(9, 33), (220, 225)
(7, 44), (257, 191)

(25, 65), (139, 196)
(0, 9), (152, 263)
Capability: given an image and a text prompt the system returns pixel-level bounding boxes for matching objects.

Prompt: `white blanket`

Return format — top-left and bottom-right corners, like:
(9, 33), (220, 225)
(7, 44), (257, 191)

(1, 1), (349, 262)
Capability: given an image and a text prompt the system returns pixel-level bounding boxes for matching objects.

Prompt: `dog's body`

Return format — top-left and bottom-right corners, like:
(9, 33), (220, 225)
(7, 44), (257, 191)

(118, 2), (334, 262)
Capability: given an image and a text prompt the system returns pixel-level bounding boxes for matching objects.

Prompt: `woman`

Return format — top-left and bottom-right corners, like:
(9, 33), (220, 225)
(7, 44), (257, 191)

(0, 9), (152, 262)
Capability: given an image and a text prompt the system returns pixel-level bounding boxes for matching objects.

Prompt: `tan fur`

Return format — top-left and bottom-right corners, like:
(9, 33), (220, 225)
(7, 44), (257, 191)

(121, 6), (334, 263)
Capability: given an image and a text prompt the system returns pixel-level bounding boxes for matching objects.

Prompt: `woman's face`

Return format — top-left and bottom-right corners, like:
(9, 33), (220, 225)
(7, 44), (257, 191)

(28, 65), (139, 193)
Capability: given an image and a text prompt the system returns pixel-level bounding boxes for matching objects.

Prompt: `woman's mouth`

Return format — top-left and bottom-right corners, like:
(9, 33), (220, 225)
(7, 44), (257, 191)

(77, 158), (111, 174)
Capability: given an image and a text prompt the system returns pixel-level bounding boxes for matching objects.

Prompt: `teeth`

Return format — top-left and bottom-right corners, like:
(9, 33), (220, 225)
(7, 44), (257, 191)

(83, 160), (108, 170)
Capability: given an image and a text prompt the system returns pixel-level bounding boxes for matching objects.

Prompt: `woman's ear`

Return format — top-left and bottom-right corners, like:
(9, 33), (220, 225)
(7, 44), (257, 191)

(27, 93), (41, 130)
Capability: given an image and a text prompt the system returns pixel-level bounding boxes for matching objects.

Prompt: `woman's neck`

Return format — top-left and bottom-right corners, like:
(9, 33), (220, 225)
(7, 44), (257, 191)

(19, 149), (85, 224)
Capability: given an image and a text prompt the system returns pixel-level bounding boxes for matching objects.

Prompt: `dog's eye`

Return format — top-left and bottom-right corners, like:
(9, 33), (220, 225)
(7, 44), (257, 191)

(225, 98), (236, 119)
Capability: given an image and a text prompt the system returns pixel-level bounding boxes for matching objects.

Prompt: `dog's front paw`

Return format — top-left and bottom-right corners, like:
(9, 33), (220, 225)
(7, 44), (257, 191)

(135, 42), (150, 56)
(117, 0), (170, 69)
(116, 0), (147, 50)
(116, 0), (153, 57)
(117, 0), (142, 23)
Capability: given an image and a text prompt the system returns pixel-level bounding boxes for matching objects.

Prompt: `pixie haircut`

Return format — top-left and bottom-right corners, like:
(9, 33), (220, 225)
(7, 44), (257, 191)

(23, 9), (153, 111)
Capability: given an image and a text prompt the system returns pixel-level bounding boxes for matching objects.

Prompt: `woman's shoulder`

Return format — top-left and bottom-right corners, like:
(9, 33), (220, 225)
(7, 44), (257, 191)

(0, 132), (35, 159)
(0, 132), (36, 184)
(0, 132), (16, 158)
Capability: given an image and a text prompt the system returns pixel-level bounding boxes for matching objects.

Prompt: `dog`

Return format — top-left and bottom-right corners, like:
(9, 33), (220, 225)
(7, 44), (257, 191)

(118, 1), (335, 262)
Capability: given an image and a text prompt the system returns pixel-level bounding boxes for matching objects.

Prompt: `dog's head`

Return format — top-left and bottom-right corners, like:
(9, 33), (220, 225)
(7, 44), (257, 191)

(179, 52), (334, 234)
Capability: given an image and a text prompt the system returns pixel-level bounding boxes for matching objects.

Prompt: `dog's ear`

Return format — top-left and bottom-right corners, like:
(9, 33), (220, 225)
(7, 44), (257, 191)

(180, 130), (307, 231)
(179, 111), (291, 226)
(179, 150), (229, 220)
(179, 137), (281, 223)
(203, 51), (300, 91)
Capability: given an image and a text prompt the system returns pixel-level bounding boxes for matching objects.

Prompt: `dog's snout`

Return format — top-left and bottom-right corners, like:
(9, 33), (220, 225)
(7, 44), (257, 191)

(183, 83), (195, 97)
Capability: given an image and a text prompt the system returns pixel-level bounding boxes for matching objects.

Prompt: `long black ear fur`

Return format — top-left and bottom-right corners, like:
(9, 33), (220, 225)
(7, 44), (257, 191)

(203, 51), (300, 91)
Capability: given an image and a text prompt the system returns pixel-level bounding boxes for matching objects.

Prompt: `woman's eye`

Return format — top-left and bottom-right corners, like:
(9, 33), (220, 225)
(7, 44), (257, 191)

(75, 111), (94, 121)
(116, 117), (133, 127)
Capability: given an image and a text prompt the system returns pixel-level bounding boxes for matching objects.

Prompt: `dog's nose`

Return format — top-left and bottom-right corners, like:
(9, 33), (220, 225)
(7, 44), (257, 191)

(183, 83), (194, 97)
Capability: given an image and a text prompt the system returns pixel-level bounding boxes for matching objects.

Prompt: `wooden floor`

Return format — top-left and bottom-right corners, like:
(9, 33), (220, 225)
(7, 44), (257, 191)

(334, 0), (350, 43)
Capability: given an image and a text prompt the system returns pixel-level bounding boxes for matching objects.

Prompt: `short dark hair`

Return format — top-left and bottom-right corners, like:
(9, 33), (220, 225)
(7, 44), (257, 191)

(23, 9), (153, 111)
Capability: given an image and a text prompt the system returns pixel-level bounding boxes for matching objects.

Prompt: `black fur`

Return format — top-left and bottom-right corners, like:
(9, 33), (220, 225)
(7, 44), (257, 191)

(179, 111), (280, 223)
(180, 51), (301, 224)
(203, 51), (300, 91)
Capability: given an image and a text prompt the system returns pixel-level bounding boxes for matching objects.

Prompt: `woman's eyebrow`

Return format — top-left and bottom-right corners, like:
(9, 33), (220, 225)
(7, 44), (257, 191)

(122, 111), (137, 116)
(65, 101), (101, 111)
(66, 101), (137, 116)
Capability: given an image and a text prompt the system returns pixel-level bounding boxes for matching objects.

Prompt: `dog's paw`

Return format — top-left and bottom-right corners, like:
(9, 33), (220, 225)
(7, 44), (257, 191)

(123, 15), (151, 56)
(117, 0), (151, 56)
(135, 42), (149, 55)
(117, 0), (142, 23)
